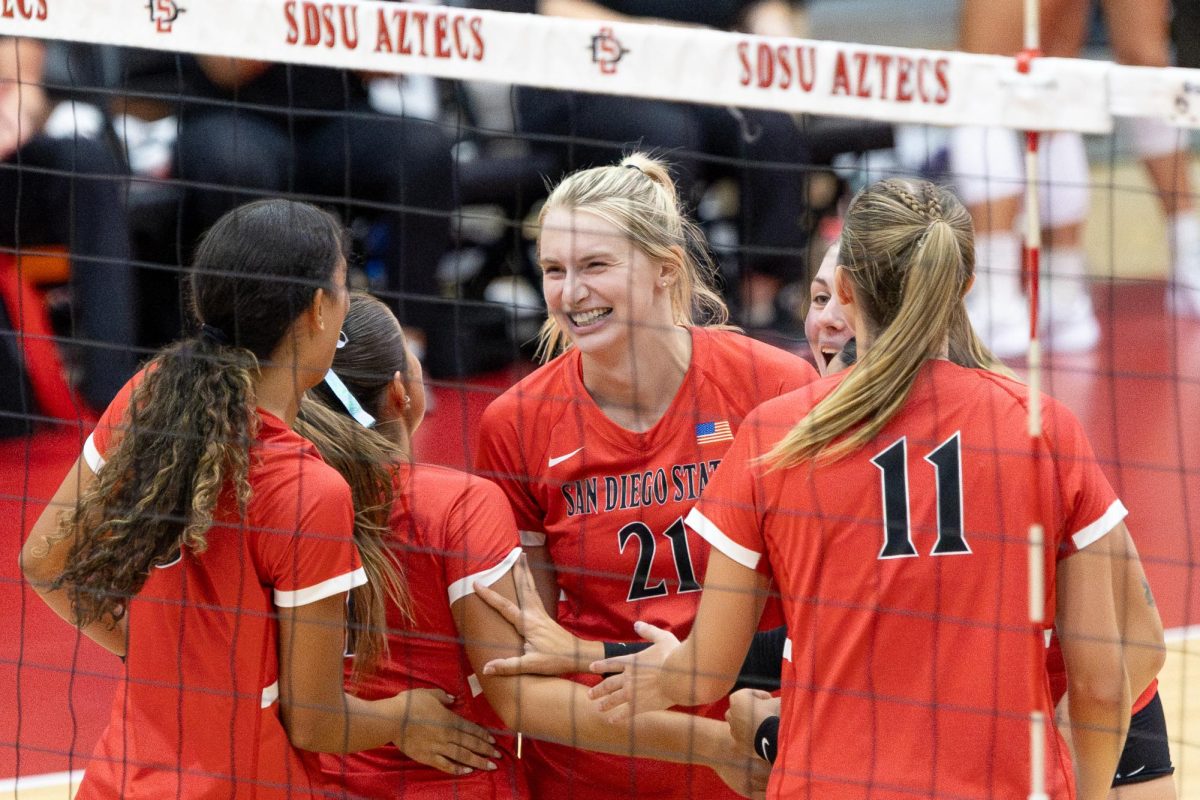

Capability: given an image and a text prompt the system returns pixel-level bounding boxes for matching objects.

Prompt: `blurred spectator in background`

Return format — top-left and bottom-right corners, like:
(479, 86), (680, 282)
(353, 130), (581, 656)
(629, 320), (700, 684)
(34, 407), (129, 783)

(952, 0), (1199, 359)
(516, 0), (813, 334)
(0, 37), (136, 415)
(174, 54), (455, 350)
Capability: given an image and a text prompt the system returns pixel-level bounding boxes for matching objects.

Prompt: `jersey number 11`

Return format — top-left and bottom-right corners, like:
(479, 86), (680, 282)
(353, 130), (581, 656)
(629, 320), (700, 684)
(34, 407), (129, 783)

(870, 432), (970, 560)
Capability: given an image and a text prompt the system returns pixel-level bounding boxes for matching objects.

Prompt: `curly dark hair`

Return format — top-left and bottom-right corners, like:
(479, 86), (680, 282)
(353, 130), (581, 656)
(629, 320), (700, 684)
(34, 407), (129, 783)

(51, 199), (349, 628)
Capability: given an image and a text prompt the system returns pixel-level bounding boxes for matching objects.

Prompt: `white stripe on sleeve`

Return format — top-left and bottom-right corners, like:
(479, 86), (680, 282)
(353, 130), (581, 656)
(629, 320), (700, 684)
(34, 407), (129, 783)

(685, 508), (761, 570)
(260, 681), (279, 709)
(83, 433), (105, 473)
(519, 530), (547, 546)
(274, 566), (368, 608)
(1071, 500), (1128, 551)
(448, 547), (523, 605)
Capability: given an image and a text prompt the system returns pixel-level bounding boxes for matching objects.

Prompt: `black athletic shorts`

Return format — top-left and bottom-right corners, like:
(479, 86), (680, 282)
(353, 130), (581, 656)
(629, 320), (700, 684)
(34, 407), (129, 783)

(1113, 691), (1174, 787)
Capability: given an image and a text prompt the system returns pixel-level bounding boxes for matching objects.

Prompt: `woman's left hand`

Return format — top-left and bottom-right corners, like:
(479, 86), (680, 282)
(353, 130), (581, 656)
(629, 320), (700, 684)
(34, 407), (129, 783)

(586, 621), (681, 723)
(475, 555), (603, 676)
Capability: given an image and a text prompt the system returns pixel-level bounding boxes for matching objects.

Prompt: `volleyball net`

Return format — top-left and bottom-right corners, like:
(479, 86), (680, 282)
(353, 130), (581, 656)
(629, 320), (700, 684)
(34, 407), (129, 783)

(1, 1), (1198, 797)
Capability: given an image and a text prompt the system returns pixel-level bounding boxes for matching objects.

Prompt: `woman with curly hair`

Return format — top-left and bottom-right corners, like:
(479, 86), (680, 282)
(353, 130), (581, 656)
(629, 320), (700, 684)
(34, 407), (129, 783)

(20, 199), (490, 799)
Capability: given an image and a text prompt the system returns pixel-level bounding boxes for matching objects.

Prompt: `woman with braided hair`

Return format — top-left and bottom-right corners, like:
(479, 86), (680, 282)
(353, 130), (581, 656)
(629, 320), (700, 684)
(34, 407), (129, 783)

(19, 199), (490, 799)
(590, 178), (1141, 800)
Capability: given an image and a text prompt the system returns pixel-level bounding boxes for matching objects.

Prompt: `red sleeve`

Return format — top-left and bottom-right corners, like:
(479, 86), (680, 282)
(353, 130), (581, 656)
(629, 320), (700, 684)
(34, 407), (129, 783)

(442, 476), (523, 605)
(260, 466), (366, 608)
(737, 336), (818, 399)
(774, 352), (819, 395)
(1044, 398), (1126, 558)
(686, 405), (774, 578)
(475, 396), (546, 540)
(83, 371), (143, 472)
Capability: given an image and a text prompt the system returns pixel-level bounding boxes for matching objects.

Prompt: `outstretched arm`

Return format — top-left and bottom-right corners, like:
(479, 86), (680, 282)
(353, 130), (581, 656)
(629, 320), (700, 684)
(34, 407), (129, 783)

(475, 555), (786, 689)
(589, 549), (769, 720)
(456, 571), (766, 796)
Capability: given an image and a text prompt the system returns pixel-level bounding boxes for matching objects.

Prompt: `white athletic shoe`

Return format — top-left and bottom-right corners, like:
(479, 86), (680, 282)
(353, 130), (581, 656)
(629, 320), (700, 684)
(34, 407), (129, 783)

(1167, 264), (1200, 318)
(1041, 290), (1101, 353)
(1167, 213), (1200, 318)
(966, 284), (1031, 359)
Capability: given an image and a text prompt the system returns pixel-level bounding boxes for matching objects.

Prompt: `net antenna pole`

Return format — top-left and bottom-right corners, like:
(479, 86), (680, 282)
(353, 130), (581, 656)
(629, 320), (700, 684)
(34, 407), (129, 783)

(1019, 1), (1049, 799)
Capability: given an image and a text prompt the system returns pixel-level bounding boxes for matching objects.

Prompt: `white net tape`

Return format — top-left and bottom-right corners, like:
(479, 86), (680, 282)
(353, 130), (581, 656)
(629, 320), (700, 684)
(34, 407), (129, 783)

(2, 0), (1198, 133)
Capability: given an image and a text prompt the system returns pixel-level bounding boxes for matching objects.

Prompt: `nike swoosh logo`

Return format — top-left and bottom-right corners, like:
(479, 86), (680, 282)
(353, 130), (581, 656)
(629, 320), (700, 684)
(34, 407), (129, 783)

(548, 447), (584, 468)
(759, 737), (770, 758)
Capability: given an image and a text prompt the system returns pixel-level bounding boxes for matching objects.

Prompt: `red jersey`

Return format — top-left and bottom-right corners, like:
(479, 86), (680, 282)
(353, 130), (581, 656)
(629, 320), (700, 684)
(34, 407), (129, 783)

(475, 327), (817, 800)
(76, 373), (367, 800)
(321, 464), (526, 799)
(690, 360), (1126, 800)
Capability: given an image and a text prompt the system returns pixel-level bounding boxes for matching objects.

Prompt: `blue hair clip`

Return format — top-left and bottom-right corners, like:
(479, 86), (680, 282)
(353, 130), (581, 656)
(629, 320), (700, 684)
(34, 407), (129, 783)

(323, 369), (376, 428)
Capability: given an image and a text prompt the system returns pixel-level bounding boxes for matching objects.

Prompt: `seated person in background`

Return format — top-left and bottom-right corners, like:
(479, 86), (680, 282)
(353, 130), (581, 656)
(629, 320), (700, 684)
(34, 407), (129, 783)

(174, 53), (454, 348)
(0, 37), (136, 413)
(519, 0), (813, 333)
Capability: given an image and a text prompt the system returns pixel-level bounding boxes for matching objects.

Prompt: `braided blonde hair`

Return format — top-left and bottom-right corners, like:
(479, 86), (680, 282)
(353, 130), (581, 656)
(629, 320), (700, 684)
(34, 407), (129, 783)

(770, 178), (995, 467)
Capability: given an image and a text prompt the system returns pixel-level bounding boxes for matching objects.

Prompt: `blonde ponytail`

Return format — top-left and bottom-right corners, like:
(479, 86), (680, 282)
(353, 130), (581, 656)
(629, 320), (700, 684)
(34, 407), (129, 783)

(769, 180), (975, 467)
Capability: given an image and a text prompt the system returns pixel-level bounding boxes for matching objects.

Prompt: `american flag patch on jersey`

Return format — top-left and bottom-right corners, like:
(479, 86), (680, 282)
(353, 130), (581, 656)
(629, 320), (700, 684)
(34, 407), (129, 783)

(695, 420), (733, 445)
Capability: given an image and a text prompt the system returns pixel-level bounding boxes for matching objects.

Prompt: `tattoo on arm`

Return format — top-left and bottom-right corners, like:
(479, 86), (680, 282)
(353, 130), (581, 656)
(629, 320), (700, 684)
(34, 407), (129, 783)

(1142, 578), (1156, 608)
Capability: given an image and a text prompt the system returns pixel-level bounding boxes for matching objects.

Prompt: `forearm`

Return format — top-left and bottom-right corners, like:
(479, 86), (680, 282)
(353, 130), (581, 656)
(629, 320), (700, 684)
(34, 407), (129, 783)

(604, 625), (784, 692)
(741, 0), (801, 37)
(660, 637), (736, 707)
(1066, 674), (1130, 800)
(285, 691), (405, 754)
(0, 37), (45, 82)
(495, 675), (724, 764)
(25, 580), (126, 656)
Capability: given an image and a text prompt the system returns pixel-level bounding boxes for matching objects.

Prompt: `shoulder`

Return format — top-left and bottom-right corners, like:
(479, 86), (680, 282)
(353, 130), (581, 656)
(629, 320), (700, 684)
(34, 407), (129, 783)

(399, 464), (516, 545)
(479, 354), (580, 448)
(253, 427), (352, 513)
(695, 328), (817, 383)
(405, 463), (509, 510)
(483, 354), (578, 417)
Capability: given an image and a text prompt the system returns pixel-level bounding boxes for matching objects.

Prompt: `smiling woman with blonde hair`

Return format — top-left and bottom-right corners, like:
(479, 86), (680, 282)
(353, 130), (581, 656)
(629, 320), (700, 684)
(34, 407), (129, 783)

(475, 152), (818, 799)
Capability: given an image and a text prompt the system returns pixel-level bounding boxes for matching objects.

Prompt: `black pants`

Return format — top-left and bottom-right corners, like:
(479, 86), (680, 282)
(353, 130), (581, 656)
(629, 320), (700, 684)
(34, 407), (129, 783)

(0, 134), (137, 412)
(517, 88), (811, 283)
(176, 104), (454, 328)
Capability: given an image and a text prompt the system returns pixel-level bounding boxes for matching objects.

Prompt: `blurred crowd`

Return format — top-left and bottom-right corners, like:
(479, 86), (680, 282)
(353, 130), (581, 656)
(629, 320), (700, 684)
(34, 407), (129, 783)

(1, 0), (1197, 434)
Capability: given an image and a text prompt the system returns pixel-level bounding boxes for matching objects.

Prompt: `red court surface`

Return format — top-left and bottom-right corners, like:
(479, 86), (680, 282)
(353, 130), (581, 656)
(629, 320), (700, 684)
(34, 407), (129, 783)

(2, 280), (1197, 781)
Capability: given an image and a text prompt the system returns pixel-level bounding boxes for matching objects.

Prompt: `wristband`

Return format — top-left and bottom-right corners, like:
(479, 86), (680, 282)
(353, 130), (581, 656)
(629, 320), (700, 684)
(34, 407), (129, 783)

(602, 640), (652, 660)
(754, 715), (780, 764)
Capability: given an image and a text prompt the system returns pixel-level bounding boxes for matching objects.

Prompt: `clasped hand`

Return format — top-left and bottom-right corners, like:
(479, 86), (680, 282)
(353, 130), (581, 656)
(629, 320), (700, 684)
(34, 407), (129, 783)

(586, 620), (682, 724)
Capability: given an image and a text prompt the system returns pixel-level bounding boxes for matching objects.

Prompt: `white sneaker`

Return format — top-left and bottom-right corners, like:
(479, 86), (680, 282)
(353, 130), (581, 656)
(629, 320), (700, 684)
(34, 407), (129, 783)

(1167, 259), (1200, 318)
(1041, 290), (1100, 353)
(1167, 284), (1200, 317)
(1167, 212), (1200, 318)
(966, 285), (1031, 359)
(968, 232), (1030, 359)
